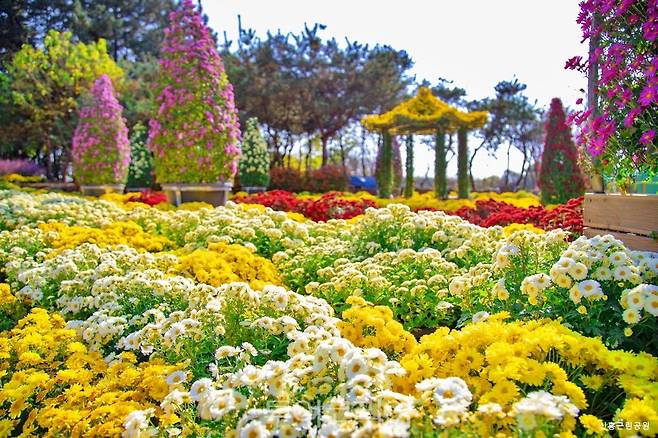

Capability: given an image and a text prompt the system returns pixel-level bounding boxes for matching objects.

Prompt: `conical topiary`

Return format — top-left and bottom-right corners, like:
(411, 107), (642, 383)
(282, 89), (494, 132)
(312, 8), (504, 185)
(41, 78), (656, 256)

(72, 74), (130, 185)
(147, 0), (241, 184)
(238, 118), (270, 188)
(539, 98), (585, 204)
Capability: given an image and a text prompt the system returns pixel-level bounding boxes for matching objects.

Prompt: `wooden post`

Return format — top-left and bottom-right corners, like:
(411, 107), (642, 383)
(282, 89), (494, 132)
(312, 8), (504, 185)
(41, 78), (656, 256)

(404, 135), (414, 198)
(457, 128), (469, 199)
(434, 129), (447, 199)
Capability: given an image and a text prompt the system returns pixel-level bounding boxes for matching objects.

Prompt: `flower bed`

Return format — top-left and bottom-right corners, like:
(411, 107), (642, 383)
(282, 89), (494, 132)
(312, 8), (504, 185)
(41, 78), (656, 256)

(232, 189), (584, 233)
(0, 189), (656, 437)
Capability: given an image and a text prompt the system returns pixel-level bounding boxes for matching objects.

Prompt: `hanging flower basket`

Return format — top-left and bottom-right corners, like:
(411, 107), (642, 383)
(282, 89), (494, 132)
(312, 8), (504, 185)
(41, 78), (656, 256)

(161, 182), (232, 207)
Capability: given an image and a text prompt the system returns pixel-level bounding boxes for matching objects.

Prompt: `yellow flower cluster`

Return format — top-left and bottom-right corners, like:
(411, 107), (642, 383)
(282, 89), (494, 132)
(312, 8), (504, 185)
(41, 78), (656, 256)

(174, 241), (281, 290)
(0, 284), (15, 306)
(0, 309), (184, 437)
(394, 314), (657, 435)
(337, 296), (417, 358)
(502, 222), (545, 236)
(39, 221), (173, 255)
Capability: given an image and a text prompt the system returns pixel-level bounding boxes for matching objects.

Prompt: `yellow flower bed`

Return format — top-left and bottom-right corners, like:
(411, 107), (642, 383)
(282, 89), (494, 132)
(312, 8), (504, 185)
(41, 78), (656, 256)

(39, 221), (173, 256)
(338, 296), (417, 359)
(0, 309), (184, 437)
(173, 241), (282, 290)
(394, 314), (658, 436)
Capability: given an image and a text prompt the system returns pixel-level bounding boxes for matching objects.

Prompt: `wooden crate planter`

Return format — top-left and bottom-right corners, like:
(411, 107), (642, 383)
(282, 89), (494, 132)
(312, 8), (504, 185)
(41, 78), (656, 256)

(583, 193), (658, 252)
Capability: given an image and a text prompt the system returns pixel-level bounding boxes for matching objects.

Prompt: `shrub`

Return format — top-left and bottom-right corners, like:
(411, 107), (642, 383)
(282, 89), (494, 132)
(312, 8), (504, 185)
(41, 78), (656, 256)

(539, 98), (584, 204)
(305, 164), (348, 192)
(126, 123), (154, 188)
(269, 167), (304, 192)
(238, 118), (270, 187)
(0, 159), (44, 176)
(147, 0), (241, 184)
(72, 74), (130, 185)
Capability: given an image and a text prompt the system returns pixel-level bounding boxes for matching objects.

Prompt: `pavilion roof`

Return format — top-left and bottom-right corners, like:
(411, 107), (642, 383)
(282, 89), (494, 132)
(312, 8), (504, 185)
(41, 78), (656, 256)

(361, 87), (488, 135)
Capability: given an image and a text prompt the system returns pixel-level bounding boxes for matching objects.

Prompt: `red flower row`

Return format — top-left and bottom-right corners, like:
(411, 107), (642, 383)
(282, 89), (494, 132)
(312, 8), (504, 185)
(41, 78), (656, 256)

(232, 190), (377, 222)
(441, 196), (584, 234)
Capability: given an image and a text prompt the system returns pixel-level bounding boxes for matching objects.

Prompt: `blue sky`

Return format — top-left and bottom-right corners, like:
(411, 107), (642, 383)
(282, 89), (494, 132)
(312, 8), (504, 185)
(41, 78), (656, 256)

(202, 0), (588, 178)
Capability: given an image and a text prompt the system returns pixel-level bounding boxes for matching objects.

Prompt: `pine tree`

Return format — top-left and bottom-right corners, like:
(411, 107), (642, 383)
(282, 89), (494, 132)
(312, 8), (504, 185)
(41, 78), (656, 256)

(239, 118), (270, 187)
(147, 0), (240, 184)
(72, 74), (130, 185)
(539, 98), (585, 204)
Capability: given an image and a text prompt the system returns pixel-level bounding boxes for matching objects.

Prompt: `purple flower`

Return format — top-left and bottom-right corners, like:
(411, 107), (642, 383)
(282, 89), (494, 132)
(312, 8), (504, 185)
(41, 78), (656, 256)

(638, 85), (657, 106)
(623, 107), (642, 127)
(639, 129), (655, 145)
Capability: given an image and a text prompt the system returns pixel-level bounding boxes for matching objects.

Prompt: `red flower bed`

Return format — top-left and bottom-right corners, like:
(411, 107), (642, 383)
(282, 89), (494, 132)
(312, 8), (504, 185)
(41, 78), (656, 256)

(128, 189), (168, 206)
(447, 196), (583, 234)
(232, 190), (376, 222)
(233, 190), (584, 234)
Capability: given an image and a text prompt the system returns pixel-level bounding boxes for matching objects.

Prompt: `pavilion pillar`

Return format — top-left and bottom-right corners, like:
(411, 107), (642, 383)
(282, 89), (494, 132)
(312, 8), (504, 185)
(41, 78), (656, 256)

(434, 129), (447, 199)
(379, 131), (394, 198)
(404, 135), (414, 198)
(457, 127), (469, 199)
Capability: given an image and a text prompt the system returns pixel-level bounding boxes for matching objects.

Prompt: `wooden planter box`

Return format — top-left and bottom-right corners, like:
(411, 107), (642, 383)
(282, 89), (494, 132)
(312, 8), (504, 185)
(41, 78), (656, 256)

(583, 193), (658, 252)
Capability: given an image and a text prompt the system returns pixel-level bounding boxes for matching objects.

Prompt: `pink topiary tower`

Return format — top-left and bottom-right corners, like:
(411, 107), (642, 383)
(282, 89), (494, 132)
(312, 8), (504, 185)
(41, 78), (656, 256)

(72, 74), (130, 186)
(147, 0), (241, 184)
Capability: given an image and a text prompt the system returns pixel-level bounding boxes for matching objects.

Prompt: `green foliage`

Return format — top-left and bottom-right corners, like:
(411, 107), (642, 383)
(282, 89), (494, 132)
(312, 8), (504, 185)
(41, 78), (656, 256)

(434, 130), (447, 199)
(127, 123), (154, 188)
(5, 30), (123, 180)
(404, 135), (414, 198)
(457, 128), (469, 199)
(378, 133), (393, 198)
(238, 118), (270, 188)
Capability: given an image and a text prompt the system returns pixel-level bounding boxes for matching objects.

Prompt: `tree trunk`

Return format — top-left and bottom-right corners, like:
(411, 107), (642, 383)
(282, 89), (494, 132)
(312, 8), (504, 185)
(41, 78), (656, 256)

(321, 136), (329, 167)
(514, 145), (529, 190)
(468, 139), (486, 193)
(404, 135), (414, 198)
(361, 127), (368, 176)
(457, 128), (469, 199)
(378, 132), (393, 198)
(434, 129), (447, 199)
(339, 134), (347, 172)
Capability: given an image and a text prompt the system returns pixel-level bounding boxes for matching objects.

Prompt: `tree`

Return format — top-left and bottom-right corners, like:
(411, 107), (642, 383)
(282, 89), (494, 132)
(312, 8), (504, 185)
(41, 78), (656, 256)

(0, 0), (176, 64)
(469, 79), (543, 191)
(0, 0), (70, 66)
(5, 30), (123, 179)
(72, 74), (130, 185)
(239, 118), (271, 188)
(539, 98), (585, 204)
(222, 23), (413, 168)
(147, 0), (240, 184)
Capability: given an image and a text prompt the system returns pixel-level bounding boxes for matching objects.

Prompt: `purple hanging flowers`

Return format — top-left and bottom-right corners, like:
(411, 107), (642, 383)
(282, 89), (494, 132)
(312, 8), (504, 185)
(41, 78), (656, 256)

(567, 0), (657, 183)
(147, 0), (241, 184)
(72, 75), (130, 185)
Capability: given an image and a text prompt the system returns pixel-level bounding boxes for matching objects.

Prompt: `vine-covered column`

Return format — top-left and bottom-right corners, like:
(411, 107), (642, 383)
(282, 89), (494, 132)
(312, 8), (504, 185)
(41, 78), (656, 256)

(379, 131), (394, 198)
(434, 129), (447, 199)
(457, 127), (469, 199)
(404, 135), (414, 198)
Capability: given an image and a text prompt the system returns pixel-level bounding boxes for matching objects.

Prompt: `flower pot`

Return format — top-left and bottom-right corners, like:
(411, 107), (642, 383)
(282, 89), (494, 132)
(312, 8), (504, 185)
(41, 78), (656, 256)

(161, 182), (232, 207)
(242, 186), (267, 194)
(583, 193), (658, 251)
(80, 184), (125, 197)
